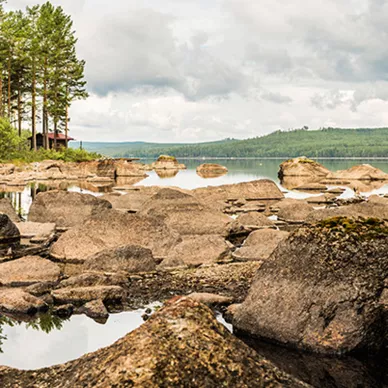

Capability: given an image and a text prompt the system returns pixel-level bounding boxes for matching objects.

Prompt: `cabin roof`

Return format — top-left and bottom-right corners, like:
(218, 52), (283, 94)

(29, 133), (75, 141)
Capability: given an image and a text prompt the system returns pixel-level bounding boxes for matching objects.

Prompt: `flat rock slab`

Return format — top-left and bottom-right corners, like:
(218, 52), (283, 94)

(52, 286), (125, 305)
(0, 256), (61, 287)
(0, 288), (47, 315)
(15, 222), (56, 238)
(0, 297), (307, 387)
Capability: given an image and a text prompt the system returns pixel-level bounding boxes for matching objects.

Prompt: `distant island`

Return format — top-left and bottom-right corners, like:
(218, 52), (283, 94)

(72, 127), (388, 158)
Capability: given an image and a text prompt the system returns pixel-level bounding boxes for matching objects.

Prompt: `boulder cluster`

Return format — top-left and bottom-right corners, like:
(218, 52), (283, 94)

(0, 156), (386, 385)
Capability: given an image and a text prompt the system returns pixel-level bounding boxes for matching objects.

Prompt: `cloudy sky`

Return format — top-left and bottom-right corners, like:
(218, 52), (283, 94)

(6, 0), (388, 142)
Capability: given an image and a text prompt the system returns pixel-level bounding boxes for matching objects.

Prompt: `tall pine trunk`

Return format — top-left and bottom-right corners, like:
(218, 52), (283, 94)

(43, 57), (48, 149)
(7, 56), (11, 119)
(31, 59), (36, 151)
(17, 84), (22, 137)
(0, 69), (3, 117)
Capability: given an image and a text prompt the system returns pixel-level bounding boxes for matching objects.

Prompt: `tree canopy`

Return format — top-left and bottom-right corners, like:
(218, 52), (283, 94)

(0, 1), (88, 151)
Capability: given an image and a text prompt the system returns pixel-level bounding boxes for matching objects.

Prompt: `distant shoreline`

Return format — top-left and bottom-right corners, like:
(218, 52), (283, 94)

(135, 156), (388, 161)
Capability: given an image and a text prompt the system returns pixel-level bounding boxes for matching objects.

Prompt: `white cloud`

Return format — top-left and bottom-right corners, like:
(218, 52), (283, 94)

(6, 0), (388, 142)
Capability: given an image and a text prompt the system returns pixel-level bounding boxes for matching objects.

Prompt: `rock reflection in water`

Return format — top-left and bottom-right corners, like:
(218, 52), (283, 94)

(155, 169), (180, 179)
(0, 306), (159, 370)
(240, 336), (388, 388)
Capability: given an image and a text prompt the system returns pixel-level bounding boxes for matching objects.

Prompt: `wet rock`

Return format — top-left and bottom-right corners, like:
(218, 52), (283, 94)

(29, 190), (112, 228)
(233, 229), (289, 262)
(187, 292), (233, 306)
(52, 285), (125, 305)
(50, 209), (180, 263)
(79, 299), (109, 322)
(0, 198), (20, 223)
(276, 198), (314, 223)
(234, 217), (388, 355)
(150, 155), (186, 170)
(139, 188), (232, 236)
(0, 297), (307, 387)
(327, 164), (388, 181)
(0, 256), (61, 287)
(0, 288), (47, 315)
(162, 235), (231, 267)
(278, 157), (330, 178)
(15, 222), (55, 239)
(196, 163), (228, 178)
(83, 245), (157, 273)
(0, 214), (20, 247)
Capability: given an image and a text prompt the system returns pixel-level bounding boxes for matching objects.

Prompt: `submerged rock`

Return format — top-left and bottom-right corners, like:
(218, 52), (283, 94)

(28, 190), (112, 228)
(234, 217), (388, 355)
(0, 297), (307, 387)
(83, 245), (157, 273)
(0, 256), (60, 287)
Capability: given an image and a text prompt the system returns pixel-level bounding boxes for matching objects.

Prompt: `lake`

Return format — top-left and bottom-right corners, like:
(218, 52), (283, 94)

(3, 158), (388, 218)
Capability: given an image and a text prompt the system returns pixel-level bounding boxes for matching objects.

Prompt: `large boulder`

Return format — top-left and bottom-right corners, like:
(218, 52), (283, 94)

(0, 256), (60, 287)
(83, 245), (157, 273)
(50, 209), (180, 263)
(234, 217), (388, 355)
(193, 179), (284, 212)
(28, 190), (112, 228)
(15, 222), (55, 239)
(150, 155), (186, 170)
(233, 229), (289, 262)
(52, 286), (125, 305)
(115, 160), (148, 177)
(0, 297), (307, 387)
(196, 163), (228, 178)
(0, 213), (20, 247)
(327, 164), (388, 181)
(138, 188), (232, 236)
(276, 198), (314, 224)
(278, 157), (330, 178)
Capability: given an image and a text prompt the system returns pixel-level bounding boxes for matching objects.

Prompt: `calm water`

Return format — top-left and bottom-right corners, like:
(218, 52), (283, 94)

(4, 158), (388, 217)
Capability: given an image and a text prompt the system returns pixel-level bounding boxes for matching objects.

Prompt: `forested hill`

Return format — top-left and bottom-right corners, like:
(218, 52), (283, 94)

(75, 128), (388, 158)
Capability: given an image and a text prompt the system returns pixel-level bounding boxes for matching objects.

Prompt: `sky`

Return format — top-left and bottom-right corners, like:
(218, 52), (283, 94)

(6, 0), (388, 143)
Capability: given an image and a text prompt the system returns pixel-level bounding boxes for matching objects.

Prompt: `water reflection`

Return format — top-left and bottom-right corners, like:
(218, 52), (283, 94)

(240, 336), (388, 388)
(0, 308), (154, 370)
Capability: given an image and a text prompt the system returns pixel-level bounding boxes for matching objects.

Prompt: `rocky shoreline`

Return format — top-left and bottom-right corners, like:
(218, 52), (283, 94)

(0, 156), (386, 386)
